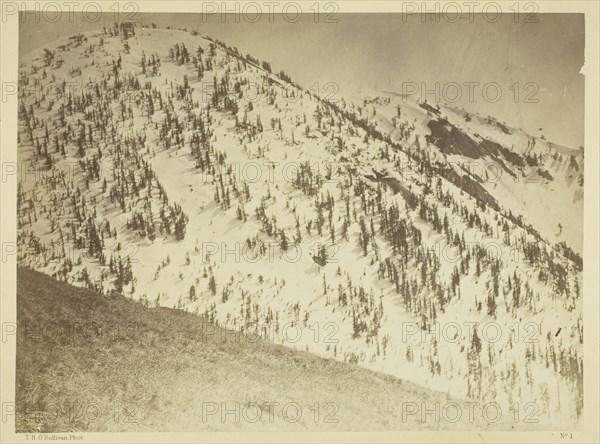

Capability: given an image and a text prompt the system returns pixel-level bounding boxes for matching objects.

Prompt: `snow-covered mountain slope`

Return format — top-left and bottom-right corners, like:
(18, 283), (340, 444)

(352, 90), (584, 256)
(17, 25), (583, 428)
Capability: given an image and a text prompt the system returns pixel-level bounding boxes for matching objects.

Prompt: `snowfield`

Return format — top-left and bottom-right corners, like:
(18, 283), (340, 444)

(17, 25), (584, 429)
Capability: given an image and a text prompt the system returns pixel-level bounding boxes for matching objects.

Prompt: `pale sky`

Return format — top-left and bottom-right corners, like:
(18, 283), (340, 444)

(20, 12), (585, 149)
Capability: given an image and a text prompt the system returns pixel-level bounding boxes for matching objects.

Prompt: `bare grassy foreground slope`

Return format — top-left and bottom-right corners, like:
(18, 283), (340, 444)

(16, 266), (520, 432)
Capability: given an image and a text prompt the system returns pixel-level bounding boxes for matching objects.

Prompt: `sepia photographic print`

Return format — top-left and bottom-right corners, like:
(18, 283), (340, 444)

(1, 1), (599, 442)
